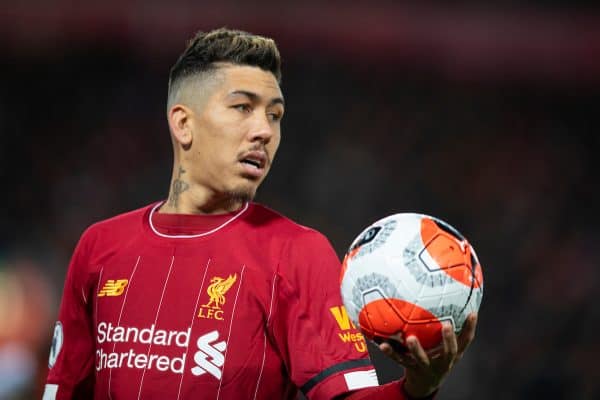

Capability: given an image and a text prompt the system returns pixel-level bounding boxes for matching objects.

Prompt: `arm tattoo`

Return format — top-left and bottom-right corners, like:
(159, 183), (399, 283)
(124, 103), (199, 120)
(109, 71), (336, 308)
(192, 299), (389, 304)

(168, 166), (190, 207)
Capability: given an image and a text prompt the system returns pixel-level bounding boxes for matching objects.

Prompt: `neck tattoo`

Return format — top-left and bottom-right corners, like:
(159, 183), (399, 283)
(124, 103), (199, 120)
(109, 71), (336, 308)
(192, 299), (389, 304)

(168, 166), (190, 208)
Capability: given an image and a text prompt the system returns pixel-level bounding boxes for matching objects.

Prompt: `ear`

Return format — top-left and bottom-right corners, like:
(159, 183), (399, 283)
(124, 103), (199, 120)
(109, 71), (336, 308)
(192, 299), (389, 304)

(168, 104), (193, 149)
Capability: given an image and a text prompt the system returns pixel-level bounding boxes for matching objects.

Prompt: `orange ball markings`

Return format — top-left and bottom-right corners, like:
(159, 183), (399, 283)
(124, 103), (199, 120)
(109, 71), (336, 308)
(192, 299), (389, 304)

(358, 298), (443, 350)
(420, 218), (482, 289)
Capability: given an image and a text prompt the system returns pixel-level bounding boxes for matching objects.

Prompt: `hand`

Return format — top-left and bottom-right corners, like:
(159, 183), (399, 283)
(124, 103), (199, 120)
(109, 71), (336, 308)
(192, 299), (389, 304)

(378, 313), (478, 398)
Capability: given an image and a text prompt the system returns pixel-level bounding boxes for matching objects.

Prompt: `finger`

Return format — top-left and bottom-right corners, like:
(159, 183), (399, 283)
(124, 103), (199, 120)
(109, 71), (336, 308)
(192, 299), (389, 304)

(379, 341), (394, 356)
(457, 313), (478, 354)
(378, 342), (418, 367)
(407, 335), (430, 367)
(442, 321), (458, 362)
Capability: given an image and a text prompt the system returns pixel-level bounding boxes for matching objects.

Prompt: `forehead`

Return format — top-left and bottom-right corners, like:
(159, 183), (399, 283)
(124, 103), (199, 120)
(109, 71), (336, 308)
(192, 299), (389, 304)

(216, 64), (283, 99)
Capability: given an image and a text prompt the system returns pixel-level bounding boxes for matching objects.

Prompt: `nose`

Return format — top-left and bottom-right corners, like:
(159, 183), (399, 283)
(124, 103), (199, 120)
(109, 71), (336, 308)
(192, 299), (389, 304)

(247, 113), (275, 144)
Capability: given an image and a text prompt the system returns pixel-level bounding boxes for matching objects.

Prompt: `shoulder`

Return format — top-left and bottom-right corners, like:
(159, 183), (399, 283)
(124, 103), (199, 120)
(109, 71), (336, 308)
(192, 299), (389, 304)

(246, 203), (338, 265)
(65, 203), (156, 277)
(245, 203), (330, 243)
(78, 203), (156, 247)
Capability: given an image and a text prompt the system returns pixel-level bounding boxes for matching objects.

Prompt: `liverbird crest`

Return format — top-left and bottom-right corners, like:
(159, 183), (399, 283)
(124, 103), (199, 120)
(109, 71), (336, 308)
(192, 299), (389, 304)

(203, 274), (237, 309)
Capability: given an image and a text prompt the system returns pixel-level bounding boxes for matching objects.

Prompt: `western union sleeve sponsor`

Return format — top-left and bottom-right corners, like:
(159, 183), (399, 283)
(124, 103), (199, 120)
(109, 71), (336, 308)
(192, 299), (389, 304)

(329, 306), (356, 330)
(329, 306), (367, 353)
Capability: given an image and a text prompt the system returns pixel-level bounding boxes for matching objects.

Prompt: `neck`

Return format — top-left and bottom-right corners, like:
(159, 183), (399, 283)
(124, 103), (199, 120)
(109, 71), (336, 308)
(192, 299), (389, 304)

(159, 164), (245, 215)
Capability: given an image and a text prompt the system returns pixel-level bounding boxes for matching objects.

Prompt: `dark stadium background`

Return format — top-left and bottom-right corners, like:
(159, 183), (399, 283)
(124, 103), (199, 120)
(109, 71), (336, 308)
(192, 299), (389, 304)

(1, 1), (598, 399)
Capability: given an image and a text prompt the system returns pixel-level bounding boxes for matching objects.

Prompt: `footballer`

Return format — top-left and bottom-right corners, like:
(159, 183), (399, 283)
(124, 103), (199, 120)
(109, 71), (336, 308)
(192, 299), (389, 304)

(43, 28), (477, 400)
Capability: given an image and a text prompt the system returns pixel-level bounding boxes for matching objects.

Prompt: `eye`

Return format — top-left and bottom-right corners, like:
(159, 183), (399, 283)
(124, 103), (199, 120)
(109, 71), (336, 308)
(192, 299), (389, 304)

(233, 104), (252, 113)
(267, 112), (283, 122)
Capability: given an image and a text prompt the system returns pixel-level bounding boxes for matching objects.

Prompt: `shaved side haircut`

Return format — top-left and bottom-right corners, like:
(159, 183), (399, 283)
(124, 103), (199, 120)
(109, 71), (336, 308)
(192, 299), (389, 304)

(167, 28), (282, 111)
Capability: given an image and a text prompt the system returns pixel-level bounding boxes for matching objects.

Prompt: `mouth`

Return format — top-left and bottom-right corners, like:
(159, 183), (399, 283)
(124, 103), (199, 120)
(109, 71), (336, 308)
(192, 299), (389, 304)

(239, 150), (268, 178)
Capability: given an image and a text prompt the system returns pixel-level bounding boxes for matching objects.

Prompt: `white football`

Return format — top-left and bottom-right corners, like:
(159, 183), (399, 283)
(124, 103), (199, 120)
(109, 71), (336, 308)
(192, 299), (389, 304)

(340, 213), (483, 352)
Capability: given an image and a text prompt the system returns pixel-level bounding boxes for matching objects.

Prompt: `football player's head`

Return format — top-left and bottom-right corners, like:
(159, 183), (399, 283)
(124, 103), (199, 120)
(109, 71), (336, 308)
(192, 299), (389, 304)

(166, 28), (284, 208)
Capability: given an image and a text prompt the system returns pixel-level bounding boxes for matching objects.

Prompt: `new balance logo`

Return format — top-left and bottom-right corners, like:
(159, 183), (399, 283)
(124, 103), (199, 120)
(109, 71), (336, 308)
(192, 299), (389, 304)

(98, 279), (129, 297)
(191, 330), (226, 380)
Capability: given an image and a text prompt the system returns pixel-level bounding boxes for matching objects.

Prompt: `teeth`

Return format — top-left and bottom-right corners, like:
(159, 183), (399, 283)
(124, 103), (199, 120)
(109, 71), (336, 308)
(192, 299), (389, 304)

(242, 159), (260, 168)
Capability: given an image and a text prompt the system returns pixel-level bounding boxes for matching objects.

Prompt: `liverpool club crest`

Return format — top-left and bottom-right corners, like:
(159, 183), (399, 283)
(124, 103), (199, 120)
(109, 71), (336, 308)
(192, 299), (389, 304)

(198, 274), (237, 320)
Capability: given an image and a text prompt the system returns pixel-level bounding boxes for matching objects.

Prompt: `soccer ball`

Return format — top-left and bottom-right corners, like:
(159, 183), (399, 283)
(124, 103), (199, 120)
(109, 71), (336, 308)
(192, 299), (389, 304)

(340, 213), (483, 353)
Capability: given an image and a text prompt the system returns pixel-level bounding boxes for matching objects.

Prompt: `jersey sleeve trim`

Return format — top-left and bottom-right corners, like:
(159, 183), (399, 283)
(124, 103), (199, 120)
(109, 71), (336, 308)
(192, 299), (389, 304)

(300, 358), (372, 395)
(42, 384), (58, 400)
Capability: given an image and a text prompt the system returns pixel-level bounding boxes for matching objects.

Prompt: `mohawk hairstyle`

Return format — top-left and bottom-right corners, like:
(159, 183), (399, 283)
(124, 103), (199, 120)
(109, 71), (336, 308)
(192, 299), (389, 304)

(167, 28), (282, 108)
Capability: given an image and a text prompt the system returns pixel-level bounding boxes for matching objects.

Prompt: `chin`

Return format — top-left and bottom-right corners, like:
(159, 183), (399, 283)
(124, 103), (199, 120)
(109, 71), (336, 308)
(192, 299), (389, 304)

(225, 184), (257, 204)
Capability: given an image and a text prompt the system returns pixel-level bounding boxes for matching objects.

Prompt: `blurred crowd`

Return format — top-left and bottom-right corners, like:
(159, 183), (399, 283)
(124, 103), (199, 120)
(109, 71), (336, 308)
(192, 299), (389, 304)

(1, 5), (599, 399)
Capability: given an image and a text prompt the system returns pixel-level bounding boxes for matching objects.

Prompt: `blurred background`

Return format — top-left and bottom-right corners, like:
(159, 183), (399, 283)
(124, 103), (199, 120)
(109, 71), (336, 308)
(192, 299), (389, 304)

(1, 0), (599, 399)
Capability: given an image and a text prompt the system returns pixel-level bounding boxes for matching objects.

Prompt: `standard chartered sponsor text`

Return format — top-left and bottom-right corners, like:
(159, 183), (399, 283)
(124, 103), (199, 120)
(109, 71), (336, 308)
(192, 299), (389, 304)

(97, 322), (190, 346)
(96, 322), (189, 374)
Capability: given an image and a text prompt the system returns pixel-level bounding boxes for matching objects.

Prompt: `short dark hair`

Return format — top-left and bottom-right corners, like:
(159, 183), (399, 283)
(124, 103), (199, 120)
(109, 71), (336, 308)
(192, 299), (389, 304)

(168, 28), (282, 106)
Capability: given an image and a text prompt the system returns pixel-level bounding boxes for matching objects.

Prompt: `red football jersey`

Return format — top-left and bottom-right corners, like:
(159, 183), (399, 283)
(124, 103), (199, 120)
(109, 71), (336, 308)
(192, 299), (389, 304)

(43, 202), (380, 399)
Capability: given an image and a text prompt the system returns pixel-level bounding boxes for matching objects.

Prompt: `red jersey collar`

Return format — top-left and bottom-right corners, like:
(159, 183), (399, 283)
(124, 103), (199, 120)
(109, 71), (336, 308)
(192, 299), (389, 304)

(148, 201), (249, 238)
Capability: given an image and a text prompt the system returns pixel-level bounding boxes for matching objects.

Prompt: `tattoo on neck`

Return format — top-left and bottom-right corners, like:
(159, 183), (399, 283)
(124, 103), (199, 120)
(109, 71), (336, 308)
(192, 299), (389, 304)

(168, 166), (189, 207)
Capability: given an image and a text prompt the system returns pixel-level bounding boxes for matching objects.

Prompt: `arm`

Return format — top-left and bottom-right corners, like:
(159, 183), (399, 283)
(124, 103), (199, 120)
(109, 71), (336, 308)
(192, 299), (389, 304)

(340, 313), (479, 399)
(270, 230), (380, 400)
(273, 229), (478, 400)
(43, 230), (96, 400)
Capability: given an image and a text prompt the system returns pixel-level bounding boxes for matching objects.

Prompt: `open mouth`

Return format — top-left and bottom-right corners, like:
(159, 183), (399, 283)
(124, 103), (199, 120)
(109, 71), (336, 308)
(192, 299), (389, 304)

(240, 158), (263, 169)
(239, 151), (267, 170)
(239, 150), (268, 178)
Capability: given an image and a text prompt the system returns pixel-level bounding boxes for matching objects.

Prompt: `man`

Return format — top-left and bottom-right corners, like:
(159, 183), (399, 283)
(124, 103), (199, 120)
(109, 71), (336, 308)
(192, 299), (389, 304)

(44, 28), (477, 399)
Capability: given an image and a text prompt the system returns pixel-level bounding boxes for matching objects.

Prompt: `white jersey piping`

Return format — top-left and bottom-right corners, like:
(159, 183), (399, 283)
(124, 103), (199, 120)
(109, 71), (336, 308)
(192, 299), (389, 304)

(137, 255), (175, 400)
(252, 274), (278, 400)
(176, 258), (212, 400)
(108, 255), (141, 400)
(216, 264), (246, 400)
(148, 202), (249, 239)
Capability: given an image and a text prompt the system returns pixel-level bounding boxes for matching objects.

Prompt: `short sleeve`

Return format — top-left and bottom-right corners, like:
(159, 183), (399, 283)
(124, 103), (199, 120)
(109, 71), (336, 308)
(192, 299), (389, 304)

(44, 228), (97, 399)
(270, 230), (379, 400)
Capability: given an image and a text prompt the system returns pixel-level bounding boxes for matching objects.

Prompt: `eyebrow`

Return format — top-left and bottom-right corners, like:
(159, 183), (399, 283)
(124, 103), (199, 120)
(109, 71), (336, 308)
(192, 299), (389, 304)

(228, 90), (285, 107)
